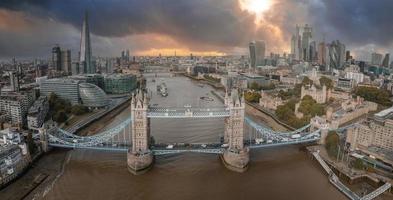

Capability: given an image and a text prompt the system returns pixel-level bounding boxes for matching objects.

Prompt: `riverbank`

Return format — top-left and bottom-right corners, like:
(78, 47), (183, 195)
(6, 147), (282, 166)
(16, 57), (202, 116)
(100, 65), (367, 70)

(308, 145), (393, 199)
(182, 73), (225, 91)
(0, 149), (69, 200)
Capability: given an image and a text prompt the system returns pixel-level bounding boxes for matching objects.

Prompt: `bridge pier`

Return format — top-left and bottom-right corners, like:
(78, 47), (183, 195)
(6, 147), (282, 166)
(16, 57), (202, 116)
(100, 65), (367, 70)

(221, 89), (249, 172)
(221, 148), (249, 172)
(128, 89), (154, 175)
(127, 150), (154, 175)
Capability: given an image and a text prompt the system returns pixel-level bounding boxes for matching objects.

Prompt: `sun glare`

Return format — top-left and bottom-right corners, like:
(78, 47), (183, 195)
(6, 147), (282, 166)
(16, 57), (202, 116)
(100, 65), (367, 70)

(239, 0), (272, 24)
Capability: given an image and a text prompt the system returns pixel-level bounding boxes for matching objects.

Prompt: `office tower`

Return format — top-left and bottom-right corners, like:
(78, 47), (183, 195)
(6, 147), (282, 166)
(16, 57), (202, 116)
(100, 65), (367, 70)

(309, 41), (317, 62)
(302, 24), (312, 61)
(8, 71), (20, 92)
(346, 51), (351, 61)
(79, 11), (94, 74)
(52, 45), (61, 71)
(371, 52), (383, 66)
(317, 42), (326, 66)
(255, 40), (265, 66)
(359, 61), (366, 73)
(291, 25), (302, 60)
(296, 24), (302, 60)
(126, 50), (130, 62)
(72, 61), (80, 75)
(249, 41), (257, 70)
(61, 50), (71, 75)
(328, 40), (346, 70)
(382, 53), (390, 68)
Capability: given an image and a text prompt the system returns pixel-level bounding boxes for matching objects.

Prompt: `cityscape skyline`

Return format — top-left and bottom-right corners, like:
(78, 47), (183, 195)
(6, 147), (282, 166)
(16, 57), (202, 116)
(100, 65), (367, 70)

(0, 0), (393, 60)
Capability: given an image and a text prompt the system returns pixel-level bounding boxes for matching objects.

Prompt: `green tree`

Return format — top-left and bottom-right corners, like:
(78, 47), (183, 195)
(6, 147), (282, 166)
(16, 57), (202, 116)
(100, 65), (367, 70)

(354, 86), (392, 106)
(325, 131), (340, 158)
(71, 105), (89, 115)
(53, 110), (68, 123)
(302, 77), (313, 86)
(353, 158), (366, 170)
(244, 91), (261, 103)
(249, 82), (261, 90)
(319, 76), (334, 89)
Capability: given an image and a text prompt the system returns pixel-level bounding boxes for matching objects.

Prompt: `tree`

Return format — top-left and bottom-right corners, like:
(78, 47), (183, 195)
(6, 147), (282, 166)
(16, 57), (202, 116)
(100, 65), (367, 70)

(319, 76), (334, 89)
(244, 91), (261, 103)
(53, 110), (68, 123)
(353, 158), (366, 170)
(354, 86), (392, 106)
(249, 82), (261, 90)
(325, 131), (340, 158)
(302, 77), (313, 86)
(71, 105), (89, 115)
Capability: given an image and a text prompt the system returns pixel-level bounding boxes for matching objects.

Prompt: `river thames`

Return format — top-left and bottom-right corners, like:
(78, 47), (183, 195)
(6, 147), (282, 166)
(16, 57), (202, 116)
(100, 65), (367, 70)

(43, 74), (346, 200)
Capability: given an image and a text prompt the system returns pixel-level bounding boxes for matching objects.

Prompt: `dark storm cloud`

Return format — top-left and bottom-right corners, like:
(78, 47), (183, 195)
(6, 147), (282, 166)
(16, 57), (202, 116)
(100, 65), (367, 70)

(1, 0), (393, 60)
(308, 0), (393, 47)
(0, 0), (256, 50)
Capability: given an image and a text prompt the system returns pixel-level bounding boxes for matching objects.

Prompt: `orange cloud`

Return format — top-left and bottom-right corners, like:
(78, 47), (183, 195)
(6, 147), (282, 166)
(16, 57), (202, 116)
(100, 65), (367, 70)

(0, 9), (32, 31)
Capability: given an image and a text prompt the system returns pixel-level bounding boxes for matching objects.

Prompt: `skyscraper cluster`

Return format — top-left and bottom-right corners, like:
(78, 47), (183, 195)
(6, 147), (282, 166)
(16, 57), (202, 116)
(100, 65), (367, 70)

(291, 24), (316, 62)
(291, 24), (346, 71)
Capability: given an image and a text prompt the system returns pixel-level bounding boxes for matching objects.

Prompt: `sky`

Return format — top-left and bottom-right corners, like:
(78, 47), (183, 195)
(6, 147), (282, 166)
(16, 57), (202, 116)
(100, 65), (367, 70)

(0, 0), (393, 61)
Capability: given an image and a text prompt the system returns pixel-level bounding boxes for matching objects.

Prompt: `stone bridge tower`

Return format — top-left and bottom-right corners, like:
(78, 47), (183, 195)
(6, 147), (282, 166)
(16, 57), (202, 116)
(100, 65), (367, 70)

(221, 89), (249, 172)
(127, 89), (154, 175)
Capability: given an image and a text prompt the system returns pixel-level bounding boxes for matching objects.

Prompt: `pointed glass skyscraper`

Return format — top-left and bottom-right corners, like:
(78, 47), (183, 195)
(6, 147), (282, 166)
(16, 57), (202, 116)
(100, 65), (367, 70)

(79, 11), (94, 74)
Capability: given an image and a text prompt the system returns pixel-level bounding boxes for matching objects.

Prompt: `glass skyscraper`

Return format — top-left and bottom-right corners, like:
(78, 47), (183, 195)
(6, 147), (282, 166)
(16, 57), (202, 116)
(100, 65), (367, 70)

(79, 11), (94, 74)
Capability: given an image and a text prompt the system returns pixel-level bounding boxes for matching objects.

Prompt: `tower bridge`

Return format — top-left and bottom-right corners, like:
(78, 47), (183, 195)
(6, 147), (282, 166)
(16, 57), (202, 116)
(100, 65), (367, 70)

(41, 88), (327, 174)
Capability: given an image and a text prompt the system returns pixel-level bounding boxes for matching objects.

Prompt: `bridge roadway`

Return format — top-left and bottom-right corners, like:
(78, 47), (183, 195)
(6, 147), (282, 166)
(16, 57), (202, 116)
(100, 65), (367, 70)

(147, 107), (230, 118)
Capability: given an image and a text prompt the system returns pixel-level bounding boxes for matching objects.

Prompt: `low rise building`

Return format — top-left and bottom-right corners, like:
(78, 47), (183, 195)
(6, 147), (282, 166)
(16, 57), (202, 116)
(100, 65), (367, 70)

(301, 85), (328, 104)
(0, 92), (35, 127)
(0, 128), (30, 187)
(327, 97), (377, 129)
(27, 96), (49, 130)
(259, 91), (285, 110)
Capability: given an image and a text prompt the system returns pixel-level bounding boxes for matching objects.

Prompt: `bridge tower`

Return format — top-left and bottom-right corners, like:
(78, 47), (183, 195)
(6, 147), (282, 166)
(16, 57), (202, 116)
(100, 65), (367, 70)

(221, 89), (249, 172)
(127, 89), (154, 175)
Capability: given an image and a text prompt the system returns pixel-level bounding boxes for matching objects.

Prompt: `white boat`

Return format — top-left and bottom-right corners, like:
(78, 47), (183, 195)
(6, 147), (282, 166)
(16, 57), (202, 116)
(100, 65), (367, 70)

(166, 144), (174, 149)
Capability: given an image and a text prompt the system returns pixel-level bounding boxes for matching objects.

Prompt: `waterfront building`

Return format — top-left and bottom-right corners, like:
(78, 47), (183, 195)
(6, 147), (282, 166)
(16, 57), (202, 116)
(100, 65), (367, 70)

(79, 83), (109, 108)
(40, 78), (81, 105)
(79, 11), (94, 74)
(0, 144), (30, 187)
(70, 74), (105, 89)
(346, 107), (393, 165)
(27, 96), (49, 130)
(104, 74), (137, 94)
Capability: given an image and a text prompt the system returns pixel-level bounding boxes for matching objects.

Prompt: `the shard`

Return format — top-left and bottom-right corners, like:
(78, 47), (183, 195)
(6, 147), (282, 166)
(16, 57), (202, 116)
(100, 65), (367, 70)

(79, 11), (94, 74)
